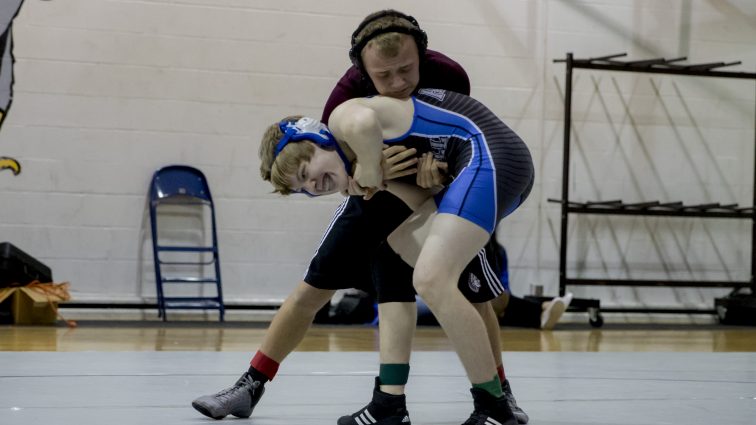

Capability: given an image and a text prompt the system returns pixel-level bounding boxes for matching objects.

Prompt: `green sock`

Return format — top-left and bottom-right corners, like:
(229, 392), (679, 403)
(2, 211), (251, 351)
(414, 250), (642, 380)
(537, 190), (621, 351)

(379, 363), (410, 386)
(473, 375), (503, 398)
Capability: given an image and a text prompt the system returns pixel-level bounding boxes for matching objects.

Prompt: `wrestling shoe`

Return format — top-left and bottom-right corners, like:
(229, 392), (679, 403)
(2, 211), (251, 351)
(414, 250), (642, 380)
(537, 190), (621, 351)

(337, 377), (411, 425)
(191, 372), (265, 419)
(462, 388), (517, 425)
(502, 379), (529, 424)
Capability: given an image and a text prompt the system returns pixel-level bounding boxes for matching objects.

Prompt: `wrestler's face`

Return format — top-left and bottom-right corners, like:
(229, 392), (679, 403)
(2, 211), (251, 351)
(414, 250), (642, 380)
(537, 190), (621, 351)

(288, 143), (349, 196)
(361, 34), (420, 99)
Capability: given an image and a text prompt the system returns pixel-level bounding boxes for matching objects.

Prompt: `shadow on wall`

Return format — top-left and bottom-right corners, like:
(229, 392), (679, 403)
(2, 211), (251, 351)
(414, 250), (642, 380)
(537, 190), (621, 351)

(543, 49), (755, 313)
(549, 67), (751, 283)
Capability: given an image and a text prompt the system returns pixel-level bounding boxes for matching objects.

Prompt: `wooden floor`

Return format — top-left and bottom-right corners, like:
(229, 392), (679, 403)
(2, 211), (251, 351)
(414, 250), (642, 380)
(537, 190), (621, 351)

(2, 321), (755, 425)
(2, 322), (756, 352)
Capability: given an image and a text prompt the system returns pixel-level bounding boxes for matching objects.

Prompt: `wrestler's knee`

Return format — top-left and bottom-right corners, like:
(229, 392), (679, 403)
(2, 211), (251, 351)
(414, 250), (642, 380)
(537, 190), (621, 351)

(287, 282), (334, 315)
(412, 265), (457, 305)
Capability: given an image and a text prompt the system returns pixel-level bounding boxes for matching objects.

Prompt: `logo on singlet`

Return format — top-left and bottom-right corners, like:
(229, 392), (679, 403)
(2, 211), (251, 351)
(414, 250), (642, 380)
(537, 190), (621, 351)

(417, 88), (446, 102)
(468, 273), (481, 293)
(428, 136), (448, 160)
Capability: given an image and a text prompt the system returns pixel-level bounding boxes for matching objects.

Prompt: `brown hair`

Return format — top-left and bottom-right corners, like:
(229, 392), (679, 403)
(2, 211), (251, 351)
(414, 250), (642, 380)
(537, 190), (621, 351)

(258, 115), (314, 195)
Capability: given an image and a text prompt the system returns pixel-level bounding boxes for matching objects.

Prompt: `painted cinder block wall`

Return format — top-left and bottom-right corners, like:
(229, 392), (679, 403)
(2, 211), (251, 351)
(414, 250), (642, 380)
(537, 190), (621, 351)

(0, 0), (754, 311)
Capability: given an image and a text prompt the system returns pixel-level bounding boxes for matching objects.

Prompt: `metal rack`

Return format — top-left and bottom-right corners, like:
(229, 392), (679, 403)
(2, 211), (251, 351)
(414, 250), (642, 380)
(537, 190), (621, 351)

(550, 53), (756, 326)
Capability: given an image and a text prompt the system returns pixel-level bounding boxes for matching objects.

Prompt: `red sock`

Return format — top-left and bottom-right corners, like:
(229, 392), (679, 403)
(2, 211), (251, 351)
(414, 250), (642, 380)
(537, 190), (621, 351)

(250, 351), (280, 381)
(497, 365), (506, 382)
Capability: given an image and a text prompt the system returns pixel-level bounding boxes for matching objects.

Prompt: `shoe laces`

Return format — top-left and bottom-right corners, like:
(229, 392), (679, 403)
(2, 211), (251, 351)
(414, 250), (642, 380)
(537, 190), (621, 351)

(216, 375), (260, 402)
(502, 381), (518, 406)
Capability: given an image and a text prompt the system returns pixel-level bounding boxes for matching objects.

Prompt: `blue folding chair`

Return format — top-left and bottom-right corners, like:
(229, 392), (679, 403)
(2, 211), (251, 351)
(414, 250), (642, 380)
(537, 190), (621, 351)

(148, 165), (224, 321)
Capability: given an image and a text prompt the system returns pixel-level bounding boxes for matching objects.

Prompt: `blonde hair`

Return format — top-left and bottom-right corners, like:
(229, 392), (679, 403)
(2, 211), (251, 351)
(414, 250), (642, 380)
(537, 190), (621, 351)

(258, 115), (315, 195)
(364, 32), (405, 59)
(353, 12), (422, 60)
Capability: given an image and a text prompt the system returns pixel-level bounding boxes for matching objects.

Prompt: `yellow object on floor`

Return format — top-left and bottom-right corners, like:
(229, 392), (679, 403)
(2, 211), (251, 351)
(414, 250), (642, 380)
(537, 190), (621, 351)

(0, 282), (71, 325)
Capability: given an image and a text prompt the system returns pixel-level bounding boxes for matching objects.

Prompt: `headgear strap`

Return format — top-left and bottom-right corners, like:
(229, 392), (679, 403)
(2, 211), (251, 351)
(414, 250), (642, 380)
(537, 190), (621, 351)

(348, 10), (428, 71)
(274, 117), (352, 174)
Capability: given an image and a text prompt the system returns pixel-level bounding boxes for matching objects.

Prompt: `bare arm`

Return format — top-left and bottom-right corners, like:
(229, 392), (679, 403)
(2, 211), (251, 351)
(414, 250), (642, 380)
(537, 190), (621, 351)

(329, 101), (385, 189)
(341, 145), (418, 198)
(384, 180), (433, 211)
(330, 97), (414, 191)
(381, 145), (433, 209)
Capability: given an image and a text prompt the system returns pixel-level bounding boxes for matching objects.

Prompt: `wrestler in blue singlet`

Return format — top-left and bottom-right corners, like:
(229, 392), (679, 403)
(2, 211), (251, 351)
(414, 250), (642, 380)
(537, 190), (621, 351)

(384, 88), (534, 234)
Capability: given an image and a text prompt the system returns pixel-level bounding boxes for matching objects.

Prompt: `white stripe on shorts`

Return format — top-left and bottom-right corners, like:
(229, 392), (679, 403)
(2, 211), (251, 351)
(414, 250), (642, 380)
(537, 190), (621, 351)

(478, 248), (504, 296)
(302, 197), (349, 279)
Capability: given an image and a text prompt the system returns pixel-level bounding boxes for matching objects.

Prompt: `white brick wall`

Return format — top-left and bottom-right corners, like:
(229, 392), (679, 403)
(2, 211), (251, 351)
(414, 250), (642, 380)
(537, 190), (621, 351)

(0, 0), (754, 310)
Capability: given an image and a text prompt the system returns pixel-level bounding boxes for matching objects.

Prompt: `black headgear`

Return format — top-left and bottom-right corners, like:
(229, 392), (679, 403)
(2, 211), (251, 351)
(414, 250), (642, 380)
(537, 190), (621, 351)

(348, 10), (428, 73)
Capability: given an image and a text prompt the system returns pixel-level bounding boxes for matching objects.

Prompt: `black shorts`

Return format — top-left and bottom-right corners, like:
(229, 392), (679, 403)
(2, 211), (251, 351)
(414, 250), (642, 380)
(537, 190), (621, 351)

(458, 237), (508, 303)
(305, 191), (412, 297)
(304, 191), (508, 303)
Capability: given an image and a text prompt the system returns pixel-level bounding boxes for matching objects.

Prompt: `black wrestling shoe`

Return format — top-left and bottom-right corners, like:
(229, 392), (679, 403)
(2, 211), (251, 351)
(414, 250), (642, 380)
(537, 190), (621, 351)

(462, 388), (518, 425)
(337, 377), (411, 425)
(191, 372), (265, 419)
(502, 379), (529, 424)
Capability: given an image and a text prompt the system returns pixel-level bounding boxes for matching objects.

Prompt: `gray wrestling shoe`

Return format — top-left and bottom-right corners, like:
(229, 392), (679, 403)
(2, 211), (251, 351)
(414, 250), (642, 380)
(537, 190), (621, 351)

(191, 372), (265, 419)
(502, 379), (529, 424)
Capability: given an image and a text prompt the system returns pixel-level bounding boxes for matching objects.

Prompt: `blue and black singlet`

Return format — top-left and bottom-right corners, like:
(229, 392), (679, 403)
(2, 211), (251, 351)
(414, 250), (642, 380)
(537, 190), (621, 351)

(384, 89), (534, 233)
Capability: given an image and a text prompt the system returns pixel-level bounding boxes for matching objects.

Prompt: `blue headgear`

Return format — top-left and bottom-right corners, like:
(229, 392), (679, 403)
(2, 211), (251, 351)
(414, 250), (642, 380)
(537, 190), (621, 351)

(274, 117), (352, 175)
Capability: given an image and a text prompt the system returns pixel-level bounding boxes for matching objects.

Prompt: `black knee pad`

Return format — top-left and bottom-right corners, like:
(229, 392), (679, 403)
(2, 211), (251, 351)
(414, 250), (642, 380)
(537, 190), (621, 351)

(372, 241), (416, 304)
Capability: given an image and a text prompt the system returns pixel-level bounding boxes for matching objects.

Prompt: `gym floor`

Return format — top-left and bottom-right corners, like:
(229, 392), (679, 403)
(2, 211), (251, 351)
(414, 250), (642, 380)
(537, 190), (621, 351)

(1, 322), (755, 424)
